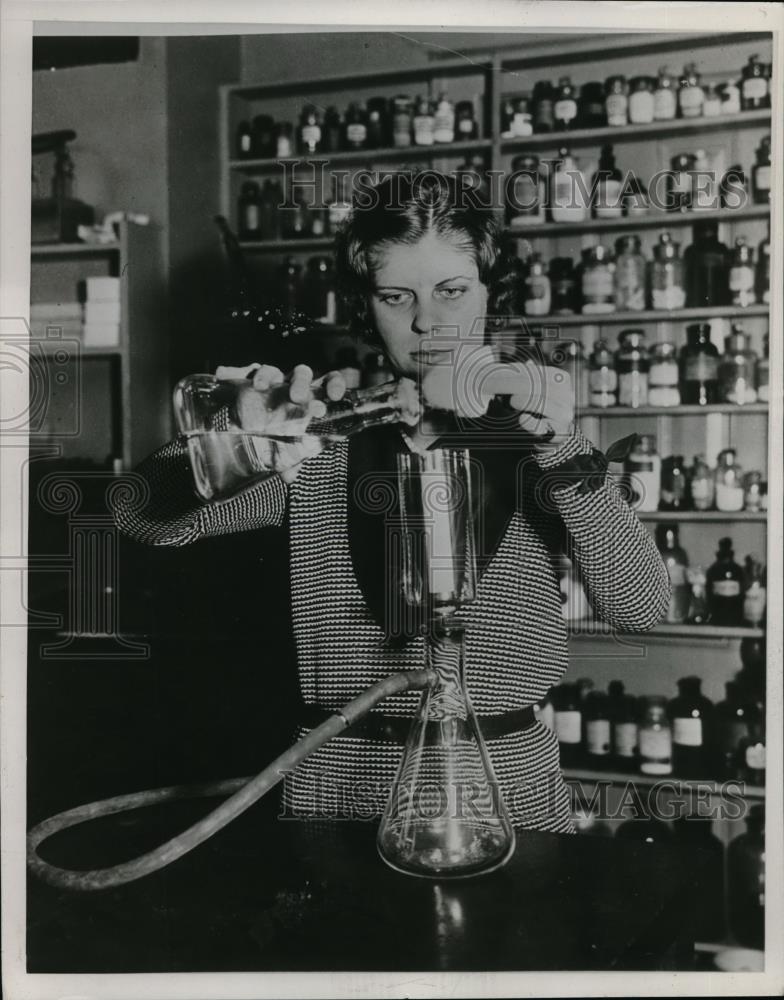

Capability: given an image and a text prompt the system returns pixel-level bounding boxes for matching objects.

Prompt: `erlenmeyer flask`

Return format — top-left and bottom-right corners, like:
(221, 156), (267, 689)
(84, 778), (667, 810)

(377, 449), (516, 878)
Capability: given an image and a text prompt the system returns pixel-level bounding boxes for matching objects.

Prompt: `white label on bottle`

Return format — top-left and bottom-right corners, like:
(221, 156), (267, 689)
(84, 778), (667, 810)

(652, 287), (686, 310)
(589, 368), (618, 392)
(639, 727), (671, 762)
(628, 468), (660, 511)
(745, 743), (766, 770)
(755, 165), (771, 191)
(667, 563), (687, 586)
(240, 134), (252, 153)
(346, 123), (367, 144)
(244, 205), (259, 231)
(276, 137), (292, 158)
(458, 117), (475, 134)
(712, 578), (742, 597)
(743, 77), (767, 100)
(618, 372), (648, 408)
(629, 91), (655, 124)
(582, 269), (613, 301)
(301, 124), (321, 147)
(614, 722), (638, 758)
(648, 361), (679, 388)
(673, 716), (703, 747)
(684, 355), (718, 381)
(555, 709), (582, 744)
(715, 484), (745, 512)
(654, 89), (677, 120)
(729, 266), (755, 292)
(534, 702), (555, 731)
(605, 94), (628, 125)
(554, 99), (577, 122)
(587, 719), (611, 755)
(744, 586), (767, 625)
(679, 86), (704, 116)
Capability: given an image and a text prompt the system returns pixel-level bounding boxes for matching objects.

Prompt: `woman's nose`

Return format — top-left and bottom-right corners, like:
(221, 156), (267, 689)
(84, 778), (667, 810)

(411, 301), (435, 336)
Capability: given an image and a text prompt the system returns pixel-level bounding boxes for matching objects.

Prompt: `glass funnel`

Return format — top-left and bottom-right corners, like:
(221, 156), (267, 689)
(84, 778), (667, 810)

(377, 449), (516, 879)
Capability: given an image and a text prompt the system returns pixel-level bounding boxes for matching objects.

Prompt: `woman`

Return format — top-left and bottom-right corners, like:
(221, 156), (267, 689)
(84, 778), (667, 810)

(116, 173), (669, 832)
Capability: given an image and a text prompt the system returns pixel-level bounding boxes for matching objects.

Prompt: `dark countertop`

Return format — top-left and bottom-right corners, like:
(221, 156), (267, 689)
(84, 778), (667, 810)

(27, 795), (705, 974)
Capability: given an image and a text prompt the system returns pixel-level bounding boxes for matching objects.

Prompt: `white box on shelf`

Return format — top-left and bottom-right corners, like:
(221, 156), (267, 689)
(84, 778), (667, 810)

(82, 322), (120, 348)
(85, 276), (121, 301)
(84, 300), (122, 325)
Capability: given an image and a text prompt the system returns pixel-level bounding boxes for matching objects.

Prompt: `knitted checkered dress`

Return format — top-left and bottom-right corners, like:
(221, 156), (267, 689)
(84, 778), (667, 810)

(114, 407), (669, 833)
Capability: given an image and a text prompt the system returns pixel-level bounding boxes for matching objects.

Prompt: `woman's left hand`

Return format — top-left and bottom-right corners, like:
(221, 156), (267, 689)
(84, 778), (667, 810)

(485, 361), (575, 448)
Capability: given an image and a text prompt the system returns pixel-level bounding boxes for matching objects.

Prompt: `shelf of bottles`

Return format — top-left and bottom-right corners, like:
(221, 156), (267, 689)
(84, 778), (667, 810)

(562, 767), (765, 799)
(638, 511), (765, 522)
(567, 621), (764, 640)
(579, 404), (768, 417)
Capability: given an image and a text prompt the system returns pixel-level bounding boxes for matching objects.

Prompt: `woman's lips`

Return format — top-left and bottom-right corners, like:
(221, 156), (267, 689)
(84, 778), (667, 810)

(410, 349), (453, 366)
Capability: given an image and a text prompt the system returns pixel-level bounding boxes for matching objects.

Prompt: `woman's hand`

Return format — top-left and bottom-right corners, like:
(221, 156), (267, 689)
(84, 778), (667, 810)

(221, 363), (347, 483)
(484, 360), (575, 449)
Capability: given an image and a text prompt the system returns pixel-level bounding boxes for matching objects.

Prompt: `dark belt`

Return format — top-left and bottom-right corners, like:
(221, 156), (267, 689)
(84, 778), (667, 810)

(298, 703), (537, 744)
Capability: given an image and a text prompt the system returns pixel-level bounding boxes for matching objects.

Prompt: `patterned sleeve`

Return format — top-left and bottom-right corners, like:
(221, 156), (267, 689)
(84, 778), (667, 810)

(533, 426), (670, 632)
(112, 435), (288, 546)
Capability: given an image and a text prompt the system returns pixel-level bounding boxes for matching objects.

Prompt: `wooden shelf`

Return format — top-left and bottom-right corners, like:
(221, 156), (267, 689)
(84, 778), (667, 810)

(639, 511), (766, 522)
(239, 236), (335, 251)
(505, 205), (770, 239)
(35, 339), (122, 358)
(563, 766), (765, 799)
(230, 138), (493, 172)
(31, 241), (120, 257)
(568, 621), (765, 640)
(534, 304), (769, 327)
(501, 109), (771, 154)
(580, 403), (768, 416)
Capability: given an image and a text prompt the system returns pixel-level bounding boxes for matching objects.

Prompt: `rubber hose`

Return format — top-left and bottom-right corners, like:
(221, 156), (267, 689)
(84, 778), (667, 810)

(28, 668), (436, 892)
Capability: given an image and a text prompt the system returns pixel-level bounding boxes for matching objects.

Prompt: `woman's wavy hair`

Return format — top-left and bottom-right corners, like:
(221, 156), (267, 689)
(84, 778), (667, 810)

(333, 171), (520, 346)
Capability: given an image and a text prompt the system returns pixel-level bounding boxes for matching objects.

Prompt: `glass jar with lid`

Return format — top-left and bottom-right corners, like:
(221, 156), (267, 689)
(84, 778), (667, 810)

(690, 455), (715, 511)
(651, 232), (686, 310)
(344, 102), (368, 150)
(718, 78), (741, 115)
(702, 84), (722, 117)
(523, 254), (551, 317)
(433, 93), (456, 143)
(299, 103), (323, 154)
(639, 697), (673, 776)
(719, 324), (758, 405)
(551, 340), (588, 408)
(648, 342), (681, 407)
(364, 97), (388, 148)
(613, 235), (646, 311)
(532, 80), (555, 133)
(615, 329), (649, 408)
(741, 54), (767, 110)
(668, 152), (696, 212)
(744, 473), (764, 514)
(507, 154), (545, 227)
(413, 96), (435, 146)
(580, 245), (615, 314)
(392, 95), (414, 147)
(729, 237), (757, 307)
(678, 64), (704, 118)
(238, 181), (262, 239)
(625, 434), (660, 510)
(579, 81), (607, 128)
(275, 121), (294, 158)
(654, 67), (678, 120)
(622, 174), (650, 216)
(549, 257), (577, 314)
(714, 450), (745, 513)
(605, 75), (628, 126)
(680, 322), (720, 405)
(554, 76), (579, 129)
(588, 339), (617, 408)
(628, 76), (655, 124)
(455, 99), (478, 140)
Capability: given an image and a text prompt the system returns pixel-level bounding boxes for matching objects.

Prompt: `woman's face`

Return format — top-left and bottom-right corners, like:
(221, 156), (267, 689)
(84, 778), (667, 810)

(368, 230), (489, 380)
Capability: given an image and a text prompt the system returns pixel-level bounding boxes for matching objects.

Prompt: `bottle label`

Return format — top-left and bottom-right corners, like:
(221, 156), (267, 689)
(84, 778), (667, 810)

(582, 268), (614, 301)
(618, 371), (648, 408)
(554, 98), (577, 122)
(744, 587), (767, 624)
(586, 719), (611, 755)
(673, 717), (703, 747)
(712, 579), (741, 597)
(605, 94), (628, 125)
(596, 179), (623, 213)
(652, 286), (686, 310)
(715, 484), (745, 512)
(654, 89), (677, 119)
(301, 124), (321, 147)
(679, 86), (704, 116)
(745, 743), (766, 770)
(648, 361), (679, 388)
(240, 134), (252, 153)
(393, 116), (412, 146)
(589, 368), (618, 392)
(667, 563), (687, 586)
(346, 123), (367, 145)
(554, 709), (582, 744)
(413, 116), (435, 144)
(627, 458), (654, 473)
(276, 137), (292, 158)
(458, 117), (475, 134)
(629, 91), (655, 124)
(243, 205), (260, 231)
(639, 727), (671, 761)
(511, 174), (541, 214)
(614, 721), (638, 758)
(684, 355), (718, 381)
(743, 77), (767, 100)
(511, 112), (533, 136)
(755, 165), (771, 191)
(729, 266), (754, 292)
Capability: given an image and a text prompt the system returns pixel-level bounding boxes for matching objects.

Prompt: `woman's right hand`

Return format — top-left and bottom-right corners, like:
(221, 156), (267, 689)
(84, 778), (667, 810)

(223, 363), (347, 483)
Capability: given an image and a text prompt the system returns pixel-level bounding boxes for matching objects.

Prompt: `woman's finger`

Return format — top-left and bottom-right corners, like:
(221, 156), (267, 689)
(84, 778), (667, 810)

(252, 365), (285, 390)
(289, 364), (315, 403)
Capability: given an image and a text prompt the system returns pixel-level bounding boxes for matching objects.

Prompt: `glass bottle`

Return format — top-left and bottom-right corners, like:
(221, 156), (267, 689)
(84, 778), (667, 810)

(363, 351), (393, 388)
(653, 67), (678, 120)
(522, 254), (551, 317)
(584, 691), (611, 768)
(277, 256), (303, 319)
(554, 76), (579, 129)
(285, 187), (311, 239)
(756, 334), (769, 402)
(628, 76), (655, 124)
(608, 681), (638, 769)
(433, 93), (455, 143)
(237, 181), (262, 240)
(702, 84), (722, 117)
(455, 99), (478, 140)
(250, 114), (275, 158)
(236, 120), (252, 159)
(741, 54), (767, 110)
(690, 455), (715, 511)
(680, 322), (720, 405)
(299, 103), (323, 154)
(706, 536), (744, 623)
(659, 455), (690, 511)
(672, 816), (726, 942)
(715, 681), (751, 778)
(508, 96), (533, 137)
(593, 144), (623, 219)
(743, 556), (766, 627)
(327, 174), (353, 232)
(668, 152), (696, 213)
(588, 339), (617, 408)
(656, 522), (691, 624)
(650, 232), (686, 311)
(718, 78), (741, 115)
(638, 697), (672, 776)
(668, 676), (713, 777)
(692, 148), (719, 211)
(714, 450), (745, 513)
(615, 329), (649, 408)
(624, 434), (660, 511)
(172, 374), (422, 502)
(580, 245), (614, 313)
(622, 174), (650, 216)
(578, 81), (607, 128)
(756, 235), (770, 304)
(736, 714), (766, 788)
(507, 154), (545, 227)
(258, 179), (281, 241)
(738, 637), (766, 703)
(729, 238), (757, 308)
(392, 95), (413, 147)
(413, 96), (435, 146)
(532, 80), (555, 132)
(605, 75), (628, 126)
(366, 96), (389, 148)
(302, 256), (337, 325)
(613, 235), (646, 311)
(500, 97), (516, 137)
(275, 122), (294, 158)
(549, 257), (577, 314)
(678, 64), (704, 118)
(720, 163), (749, 209)
(322, 106), (343, 153)
(551, 340), (588, 409)
(344, 102), (368, 150)
(685, 221), (730, 307)
(551, 147), (589, 223)
(686, 565), (710, 624)
(648, 342), (681, 407)
(553, 683), (583, 767)
(727, 805), (765, 949)
(719, 325), (758, 404)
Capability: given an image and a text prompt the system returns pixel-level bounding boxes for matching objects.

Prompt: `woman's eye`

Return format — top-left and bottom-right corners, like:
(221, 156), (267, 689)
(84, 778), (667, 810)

(437, 287), (466, 300)
(378, 292), (411, 306)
